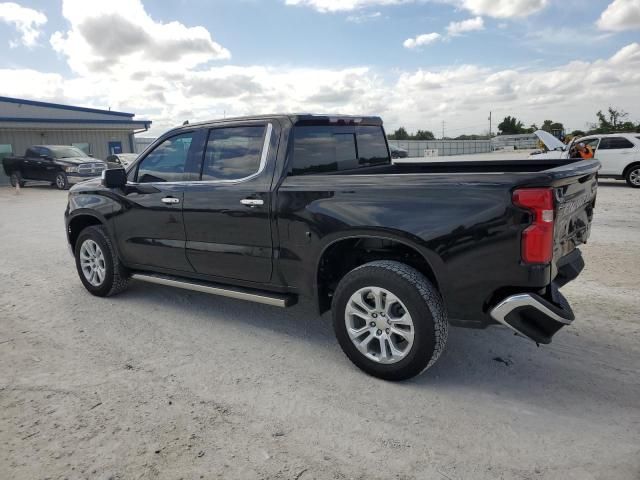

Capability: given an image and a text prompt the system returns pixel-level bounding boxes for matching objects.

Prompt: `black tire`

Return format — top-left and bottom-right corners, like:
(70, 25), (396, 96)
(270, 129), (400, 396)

(9, 172), (25, 188)
(74, 225), (130, 297)
(332, 260), (448, 381)
(54, 172), (69, 190)
(624, 164), (640, 188)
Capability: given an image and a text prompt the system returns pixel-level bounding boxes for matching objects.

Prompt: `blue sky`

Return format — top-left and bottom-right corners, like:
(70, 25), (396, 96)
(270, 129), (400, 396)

(1, 0), (639, 135)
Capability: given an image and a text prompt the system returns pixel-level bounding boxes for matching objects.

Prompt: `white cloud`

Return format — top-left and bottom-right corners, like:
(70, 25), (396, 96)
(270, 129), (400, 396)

(404, 16), (482, 50)
(2, 1), (638, 138)
(6, 42), (639, 137)
(446, 16), (484, 36)
(50, 0), (230, 76)
(347, 11), (382, 22)
(403, 32), (442, 48)
(284, 0), (409, 12)
(284, 0), (547, 17)
(0, 2), (47, 47)
(597, 0), (640, 31)
(454, 0), (548, 18)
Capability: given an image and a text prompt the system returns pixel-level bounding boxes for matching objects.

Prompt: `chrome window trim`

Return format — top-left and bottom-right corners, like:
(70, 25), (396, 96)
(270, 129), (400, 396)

(129, 123), (273, 187)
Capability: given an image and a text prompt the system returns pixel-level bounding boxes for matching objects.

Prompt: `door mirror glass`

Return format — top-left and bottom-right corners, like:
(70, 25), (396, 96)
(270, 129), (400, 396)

(102, 168), (127, 188)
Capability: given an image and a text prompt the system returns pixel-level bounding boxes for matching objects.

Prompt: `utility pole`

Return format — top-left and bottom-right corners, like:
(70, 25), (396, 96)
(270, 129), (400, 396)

(441, 120), (445, 139)
(488, 111), (492, 138)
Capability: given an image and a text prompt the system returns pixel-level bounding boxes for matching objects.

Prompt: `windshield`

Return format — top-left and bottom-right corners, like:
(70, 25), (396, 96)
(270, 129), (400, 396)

(49, 146), (88, 159)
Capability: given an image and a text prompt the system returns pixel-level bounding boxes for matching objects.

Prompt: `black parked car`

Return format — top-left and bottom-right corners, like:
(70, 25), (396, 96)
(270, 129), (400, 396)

(3, 145), (107, 190)
(390, 145), (408, 158)
(65, 114), (599, 380)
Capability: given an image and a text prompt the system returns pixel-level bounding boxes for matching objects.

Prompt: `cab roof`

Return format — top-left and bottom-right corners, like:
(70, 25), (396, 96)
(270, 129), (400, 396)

(175, 113), (383, 130)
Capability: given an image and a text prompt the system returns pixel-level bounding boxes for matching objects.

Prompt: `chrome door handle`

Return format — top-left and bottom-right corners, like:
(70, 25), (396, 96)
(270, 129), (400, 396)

(240, 198), (264, 206)
(161, 197), (180, 204)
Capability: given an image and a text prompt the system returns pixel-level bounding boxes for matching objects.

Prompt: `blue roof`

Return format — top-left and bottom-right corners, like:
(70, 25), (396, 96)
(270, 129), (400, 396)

(0, 117), (151, 128)
(0, 95), (135, 118)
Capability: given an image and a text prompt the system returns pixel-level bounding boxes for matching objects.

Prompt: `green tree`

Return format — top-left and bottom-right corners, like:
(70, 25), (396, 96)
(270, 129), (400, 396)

(413, 129), (435, 140)
(454, 134), (489, 140)
(497, 116), (526, 135)
(541, 120), (564, 135)
(591, 106), (631, 133)
(389, 127), (409, 140)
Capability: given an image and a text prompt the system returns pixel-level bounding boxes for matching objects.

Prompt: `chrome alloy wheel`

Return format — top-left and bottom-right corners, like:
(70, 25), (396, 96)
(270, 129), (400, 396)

(80, 239), (106, 287)
(345, 287), (415, 364)
(56, 174), (66, 189)
(630, 168), (640, 186)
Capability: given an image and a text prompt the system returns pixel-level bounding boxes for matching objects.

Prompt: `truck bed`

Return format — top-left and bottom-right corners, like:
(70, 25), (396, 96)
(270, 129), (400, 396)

(364, 158), (591, 175)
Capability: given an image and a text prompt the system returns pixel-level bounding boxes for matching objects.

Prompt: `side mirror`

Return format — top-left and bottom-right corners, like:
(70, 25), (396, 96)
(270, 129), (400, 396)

(102, 168), (127, 188)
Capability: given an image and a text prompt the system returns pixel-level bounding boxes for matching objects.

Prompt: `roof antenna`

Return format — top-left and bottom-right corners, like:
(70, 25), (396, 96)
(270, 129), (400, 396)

(183, 120), (189, 126)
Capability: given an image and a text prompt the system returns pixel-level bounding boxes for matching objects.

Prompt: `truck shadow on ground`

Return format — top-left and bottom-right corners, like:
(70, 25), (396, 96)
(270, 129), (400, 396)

(597, 180), (634, 188)
(122, 281), (639, 414)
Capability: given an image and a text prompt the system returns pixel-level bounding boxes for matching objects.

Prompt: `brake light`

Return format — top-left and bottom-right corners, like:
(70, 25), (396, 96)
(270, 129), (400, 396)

(512, 188), (555, 264)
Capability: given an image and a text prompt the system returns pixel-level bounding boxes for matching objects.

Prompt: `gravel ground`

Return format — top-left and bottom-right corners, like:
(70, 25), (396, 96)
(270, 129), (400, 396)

(1, 181), (639, 480)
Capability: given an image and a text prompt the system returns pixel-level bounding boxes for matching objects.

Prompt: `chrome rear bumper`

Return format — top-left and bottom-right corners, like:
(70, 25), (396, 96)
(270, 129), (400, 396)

(490, 286), (575, 344)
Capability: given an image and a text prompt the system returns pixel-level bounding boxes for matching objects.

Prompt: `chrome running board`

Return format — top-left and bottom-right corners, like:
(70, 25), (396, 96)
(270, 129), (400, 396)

(131, 273), (295, 308)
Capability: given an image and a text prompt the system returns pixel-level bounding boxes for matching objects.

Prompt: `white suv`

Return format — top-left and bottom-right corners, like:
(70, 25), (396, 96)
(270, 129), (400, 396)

(530, 132), (640, 188)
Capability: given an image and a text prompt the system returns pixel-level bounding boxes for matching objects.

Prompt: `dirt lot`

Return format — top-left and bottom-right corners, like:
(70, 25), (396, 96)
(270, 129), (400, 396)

(1, 181), (639, 480)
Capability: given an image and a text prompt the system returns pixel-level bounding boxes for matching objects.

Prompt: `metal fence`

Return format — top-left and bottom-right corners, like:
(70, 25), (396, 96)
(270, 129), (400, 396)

(388, 139), (491, 157)
(491, 134), (539, 150)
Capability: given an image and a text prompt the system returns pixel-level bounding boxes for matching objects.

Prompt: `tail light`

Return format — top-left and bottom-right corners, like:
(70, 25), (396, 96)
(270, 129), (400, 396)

(512, 188), (554, 264)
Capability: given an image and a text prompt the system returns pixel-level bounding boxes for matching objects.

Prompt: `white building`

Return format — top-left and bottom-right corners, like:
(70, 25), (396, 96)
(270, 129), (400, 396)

(0, 96), (151, 185)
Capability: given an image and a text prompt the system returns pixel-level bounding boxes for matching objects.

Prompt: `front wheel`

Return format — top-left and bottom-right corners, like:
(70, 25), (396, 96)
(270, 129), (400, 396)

(625, 165), (640, 188)
(74, 225), (130, 297)
(332, 260), (448, 381)
(54, 172), (69, 190)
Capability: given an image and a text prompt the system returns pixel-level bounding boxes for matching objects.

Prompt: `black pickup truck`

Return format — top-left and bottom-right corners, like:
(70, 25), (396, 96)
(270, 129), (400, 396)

(3, 145), (107, 190)
(64, 114), (599, 380)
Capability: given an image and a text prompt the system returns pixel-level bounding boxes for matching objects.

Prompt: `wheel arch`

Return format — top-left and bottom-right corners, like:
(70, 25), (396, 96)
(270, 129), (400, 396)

(623, 161), (640, 177)
(315, 232), (444, 315)
(67, 212), (108, 251)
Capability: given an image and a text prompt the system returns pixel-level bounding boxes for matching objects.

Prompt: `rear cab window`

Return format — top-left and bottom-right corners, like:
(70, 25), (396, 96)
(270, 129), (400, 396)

(290, 124), (390, 176)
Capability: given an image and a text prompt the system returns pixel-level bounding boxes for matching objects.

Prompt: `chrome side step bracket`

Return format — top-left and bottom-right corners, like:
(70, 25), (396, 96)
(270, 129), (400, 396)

(131, 273), (295, 308)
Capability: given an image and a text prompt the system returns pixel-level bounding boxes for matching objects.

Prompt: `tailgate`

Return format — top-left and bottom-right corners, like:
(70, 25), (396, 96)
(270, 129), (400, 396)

(552, 165), (598, 261)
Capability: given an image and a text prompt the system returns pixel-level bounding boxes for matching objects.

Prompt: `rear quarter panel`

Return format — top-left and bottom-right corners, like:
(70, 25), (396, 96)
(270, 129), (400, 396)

(276, 173), (548, 323)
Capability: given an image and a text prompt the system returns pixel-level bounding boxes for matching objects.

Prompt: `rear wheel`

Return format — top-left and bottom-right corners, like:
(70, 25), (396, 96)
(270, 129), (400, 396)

(9, 172), (25, 188)
(625, 165), (640, 188)
(74, 225), (130, 297)
(54, 172), (69, 190)
(332, 260), (447, 381)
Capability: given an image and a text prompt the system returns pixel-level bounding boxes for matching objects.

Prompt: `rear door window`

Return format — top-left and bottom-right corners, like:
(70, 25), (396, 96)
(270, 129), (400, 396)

(201, 125), (266, 181)
(291, 126), (358, 176)
(599, 137), (634, 150)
